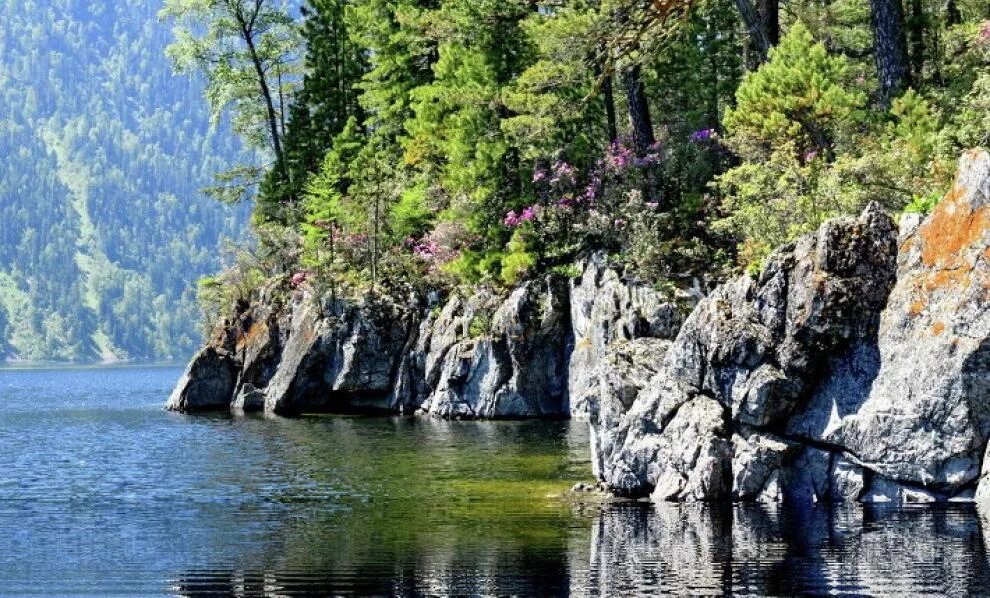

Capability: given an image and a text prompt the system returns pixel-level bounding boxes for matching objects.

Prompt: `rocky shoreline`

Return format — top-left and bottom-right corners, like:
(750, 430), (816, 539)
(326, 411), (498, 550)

(167, 248), (686, 419)
(169, 150), (990, 507)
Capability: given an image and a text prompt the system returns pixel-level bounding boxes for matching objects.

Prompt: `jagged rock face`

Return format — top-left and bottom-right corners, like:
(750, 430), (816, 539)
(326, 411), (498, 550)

(595, 151), (990, 504)
(261, 299), (419, 415)
(417, 275), (573, 418)
(586, 338), (671, 480)
(168, 274), (575, 418)
(595, 202), (900, 499)
(568, 253), (683, 419)
(796, 149), (990, 490)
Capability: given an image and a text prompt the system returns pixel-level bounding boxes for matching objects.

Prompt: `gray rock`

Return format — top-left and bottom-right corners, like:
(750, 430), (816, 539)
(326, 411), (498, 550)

(595, 202), (898, 499)
(264, 297), (417, 415)
(568, 252), (683, 419)
(585, 338), (671, 480)
(810, 150), (990, 490)
(417, 275), (572, 418)
(595, 150), (990, 504)
(860, 477), (941, 505)
(165, 346), (237, 412)
(232, 383), (266, 413)
(731, 430), (795, 501)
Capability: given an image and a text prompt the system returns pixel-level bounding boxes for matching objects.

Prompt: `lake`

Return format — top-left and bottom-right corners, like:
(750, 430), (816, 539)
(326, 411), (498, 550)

(1, 365), (989, 596)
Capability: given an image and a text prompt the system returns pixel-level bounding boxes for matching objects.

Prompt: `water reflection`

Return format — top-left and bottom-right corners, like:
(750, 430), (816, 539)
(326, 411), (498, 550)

(581, 503), (990, 597)
(161, 503), (990, 597)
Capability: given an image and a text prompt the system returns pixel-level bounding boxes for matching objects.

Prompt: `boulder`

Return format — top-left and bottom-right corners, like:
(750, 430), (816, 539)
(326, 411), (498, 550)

(165, 346), (237, 412)
(595, 201), (899, 499)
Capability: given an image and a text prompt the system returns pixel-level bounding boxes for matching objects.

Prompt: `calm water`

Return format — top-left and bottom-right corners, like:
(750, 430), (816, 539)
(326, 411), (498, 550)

(2, 366), (990, 596)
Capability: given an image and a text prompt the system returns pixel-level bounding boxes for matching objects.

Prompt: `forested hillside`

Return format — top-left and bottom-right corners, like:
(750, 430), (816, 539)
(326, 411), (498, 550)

(0, 1), (250, 361)
(168, 0), (989, 319)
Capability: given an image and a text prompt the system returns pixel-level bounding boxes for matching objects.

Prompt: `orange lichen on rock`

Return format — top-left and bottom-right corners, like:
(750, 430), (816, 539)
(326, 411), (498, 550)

(236, 320), (268, 350)
(908, 297), (927, 316)
(918, 184), (990, 272)
(931, 321), (946, 336)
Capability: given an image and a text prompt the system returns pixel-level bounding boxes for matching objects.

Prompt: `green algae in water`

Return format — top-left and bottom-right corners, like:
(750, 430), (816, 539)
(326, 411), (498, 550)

(246, 416), (599, 563)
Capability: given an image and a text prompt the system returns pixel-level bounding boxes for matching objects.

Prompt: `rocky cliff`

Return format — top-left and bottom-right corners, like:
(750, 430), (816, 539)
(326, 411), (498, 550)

(590, 149), (990, 505)
(167, 259), (683, 418)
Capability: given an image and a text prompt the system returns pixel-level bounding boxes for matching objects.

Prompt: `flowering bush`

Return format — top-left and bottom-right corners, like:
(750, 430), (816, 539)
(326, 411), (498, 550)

(493, 138), (670, 280)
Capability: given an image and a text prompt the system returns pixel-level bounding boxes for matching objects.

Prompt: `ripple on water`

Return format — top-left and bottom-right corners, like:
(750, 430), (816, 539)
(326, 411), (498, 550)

(2, 366), (990, 596)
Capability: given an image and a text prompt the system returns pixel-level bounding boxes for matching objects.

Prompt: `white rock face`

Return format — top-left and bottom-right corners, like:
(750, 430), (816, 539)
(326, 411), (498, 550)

(797, 149), (990, 489)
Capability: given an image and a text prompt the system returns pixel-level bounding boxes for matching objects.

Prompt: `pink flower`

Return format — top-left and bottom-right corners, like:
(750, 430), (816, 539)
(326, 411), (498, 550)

(645, 202), (659, 209)
(614, 218), (627, 229)
(504, 210), (520, 227)
(533, 169), (548, 183)
(550, 160), (576, 185)
(520, 206), (537, 222)
(291, 272), (309, 288)
(803, 150), (819, 162)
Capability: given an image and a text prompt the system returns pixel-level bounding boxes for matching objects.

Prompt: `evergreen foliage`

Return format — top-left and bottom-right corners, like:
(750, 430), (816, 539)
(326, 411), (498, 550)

(0, 1), (248, 362)
(173, 0), (989, 307)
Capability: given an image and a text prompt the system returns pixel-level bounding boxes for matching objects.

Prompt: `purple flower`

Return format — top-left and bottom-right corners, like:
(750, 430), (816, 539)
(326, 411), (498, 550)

(503, 210), (520, 227)
(689, 128), (715, 143)
(520, 206), (537, 222)
(980, 21), (990, 43)
(533, 169), (548, 183)
(614, 218), (627, 229)
(645, 202), (659, 209)
(550, 160), (576, 185)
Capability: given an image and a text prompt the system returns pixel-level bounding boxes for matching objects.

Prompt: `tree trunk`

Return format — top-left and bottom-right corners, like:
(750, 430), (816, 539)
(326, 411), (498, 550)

(758, 0), (779, 46)
(945, 0), (961, 25)
(735, 0), (772, 63)
(242, 24), (291, 187)
(603, 72), (618, 143)
(622, 65), (655, 155)
(869, 0), (912, 106)
(908, 0), (925, 80)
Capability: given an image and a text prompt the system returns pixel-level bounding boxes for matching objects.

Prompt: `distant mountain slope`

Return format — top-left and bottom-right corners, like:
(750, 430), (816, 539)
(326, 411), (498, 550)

(0, 1), (250, 361)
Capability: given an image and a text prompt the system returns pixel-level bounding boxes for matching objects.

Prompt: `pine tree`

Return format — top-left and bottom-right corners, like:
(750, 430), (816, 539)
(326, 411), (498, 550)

(257, 0), (367, 223)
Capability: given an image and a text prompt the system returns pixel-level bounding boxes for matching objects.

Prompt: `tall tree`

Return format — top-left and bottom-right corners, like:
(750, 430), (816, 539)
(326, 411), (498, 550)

(404, 0), (535, 245)
(736, 0), (780, 64)
(259, 0), (367, 221)
(161, 0), (302, 203)
(869, 0), (911, 105)
(907, 0), (925, 80)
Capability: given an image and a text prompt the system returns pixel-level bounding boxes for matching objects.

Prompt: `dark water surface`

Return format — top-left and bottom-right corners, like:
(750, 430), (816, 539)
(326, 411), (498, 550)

(2, 366), (990, 596)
